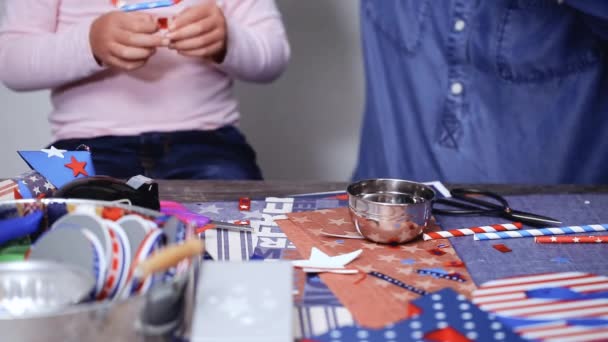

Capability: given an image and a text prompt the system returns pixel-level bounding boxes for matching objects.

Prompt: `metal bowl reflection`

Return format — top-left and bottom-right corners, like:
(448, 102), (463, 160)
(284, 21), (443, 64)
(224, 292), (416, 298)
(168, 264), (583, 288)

(347, 179), (435, 244)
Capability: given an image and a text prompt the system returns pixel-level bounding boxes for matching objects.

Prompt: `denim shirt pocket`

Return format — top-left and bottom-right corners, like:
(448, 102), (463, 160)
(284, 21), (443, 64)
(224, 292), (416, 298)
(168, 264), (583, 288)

(363, 0), (431, 54)
(496, 0), (604, 83)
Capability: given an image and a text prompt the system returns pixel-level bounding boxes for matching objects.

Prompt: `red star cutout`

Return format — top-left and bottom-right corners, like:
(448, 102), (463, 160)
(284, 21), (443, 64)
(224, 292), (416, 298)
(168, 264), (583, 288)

(425, 327), (471, 342)
(64, 156), (88, 177)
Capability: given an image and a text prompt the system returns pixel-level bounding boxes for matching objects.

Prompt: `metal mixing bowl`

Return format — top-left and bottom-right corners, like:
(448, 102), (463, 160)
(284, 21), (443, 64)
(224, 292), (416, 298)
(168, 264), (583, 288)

(347, 179), (435, 244)
(0, 261), (94, 318)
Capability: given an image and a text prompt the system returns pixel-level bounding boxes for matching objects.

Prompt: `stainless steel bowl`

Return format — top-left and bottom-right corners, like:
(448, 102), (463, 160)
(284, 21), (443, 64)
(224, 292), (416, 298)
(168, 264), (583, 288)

(347, 179), (435, 244)
(0, 261), (94, 318)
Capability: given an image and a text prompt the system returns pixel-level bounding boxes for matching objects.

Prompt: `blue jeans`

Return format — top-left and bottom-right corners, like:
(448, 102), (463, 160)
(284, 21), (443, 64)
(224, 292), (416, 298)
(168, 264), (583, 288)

(50, 126), (263, 180)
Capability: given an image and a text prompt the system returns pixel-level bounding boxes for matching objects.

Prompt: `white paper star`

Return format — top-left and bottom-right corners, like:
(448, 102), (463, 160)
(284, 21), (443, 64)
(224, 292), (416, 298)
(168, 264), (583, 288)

(198, 204), (222, 215)
(293, 247), (362, 272)
(550, 236), (558, 242)
(573, 237), (580, 243)
(40, 146), (67, 158)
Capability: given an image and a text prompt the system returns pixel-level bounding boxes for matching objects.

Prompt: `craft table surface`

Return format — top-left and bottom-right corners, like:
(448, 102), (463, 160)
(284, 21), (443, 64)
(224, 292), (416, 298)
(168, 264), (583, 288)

(156, 181), (608, 202)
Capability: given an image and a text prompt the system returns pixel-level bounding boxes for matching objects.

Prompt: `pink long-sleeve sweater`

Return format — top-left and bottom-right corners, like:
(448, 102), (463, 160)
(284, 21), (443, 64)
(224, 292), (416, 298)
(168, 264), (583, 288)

(0, 0), (290, 141)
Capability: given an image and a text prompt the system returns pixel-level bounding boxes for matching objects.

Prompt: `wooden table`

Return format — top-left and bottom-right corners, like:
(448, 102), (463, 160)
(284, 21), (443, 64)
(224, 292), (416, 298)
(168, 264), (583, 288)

(157, 180), (608, 202)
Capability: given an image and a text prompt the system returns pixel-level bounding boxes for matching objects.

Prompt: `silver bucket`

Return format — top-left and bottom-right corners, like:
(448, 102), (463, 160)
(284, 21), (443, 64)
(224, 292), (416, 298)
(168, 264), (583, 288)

(0, 198), (200, 342)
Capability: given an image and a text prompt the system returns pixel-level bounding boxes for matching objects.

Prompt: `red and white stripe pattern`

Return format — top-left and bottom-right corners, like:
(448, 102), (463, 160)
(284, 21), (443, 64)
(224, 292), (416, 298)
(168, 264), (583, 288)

(0, 180), (18, 201)
(473, 272), (608, 341)
(423, 222), (522, 241)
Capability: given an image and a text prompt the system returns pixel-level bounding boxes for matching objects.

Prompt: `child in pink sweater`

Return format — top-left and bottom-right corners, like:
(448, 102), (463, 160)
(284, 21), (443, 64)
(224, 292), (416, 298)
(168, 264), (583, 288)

(0, 0), (290, 179)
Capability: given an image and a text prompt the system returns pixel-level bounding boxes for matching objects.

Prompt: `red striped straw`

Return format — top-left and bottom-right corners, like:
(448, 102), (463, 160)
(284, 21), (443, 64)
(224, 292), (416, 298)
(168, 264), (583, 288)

(535, 235), (608, 244)
(423, 222), (523, 241)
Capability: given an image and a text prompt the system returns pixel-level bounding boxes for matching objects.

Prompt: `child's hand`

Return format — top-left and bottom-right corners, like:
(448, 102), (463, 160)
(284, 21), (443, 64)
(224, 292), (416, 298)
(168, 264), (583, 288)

(167, 3), (228, 63)
(90, 12), (166, 71)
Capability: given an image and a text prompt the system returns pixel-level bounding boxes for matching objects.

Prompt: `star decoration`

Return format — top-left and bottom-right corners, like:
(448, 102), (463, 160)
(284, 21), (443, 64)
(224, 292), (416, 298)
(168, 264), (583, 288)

(29, 175), (39, 182)
(373, 278), (391, 288)
(396, 267), (414, 276)
(316, 209), (334, 214)
(40, 146), (67, 158)
(64, 156), (88, 177)
(357, 264), (375, 273)
(197, 204), (222, 215)
(32, 187), (41, 194)
(378, 254), (400, 263)
(414, 278), (436, 290)
(361, 242), (382, 250)
(401, 245), (425, 253)
(308, 228), (325, 236)
(393, 292), (414, 302)
(573, 237), (580, 243)
(292, 247), (362, 272)
(43, 181), (54, 190)
(596, 238), (603, 243)
(292, 216), (312, 224)
(418, 257), (442, 266)
(322, 240), (343, 249)
(328, 218), (348, 226)
(550, 236), (558, 242)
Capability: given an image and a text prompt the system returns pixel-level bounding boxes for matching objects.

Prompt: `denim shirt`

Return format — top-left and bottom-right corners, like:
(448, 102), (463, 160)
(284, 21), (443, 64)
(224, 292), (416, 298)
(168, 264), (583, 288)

(353, 0), (608, 184)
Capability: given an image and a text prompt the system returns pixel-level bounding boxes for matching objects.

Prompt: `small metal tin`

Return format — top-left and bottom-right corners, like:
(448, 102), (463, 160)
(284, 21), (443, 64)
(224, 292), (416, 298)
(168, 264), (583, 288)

(0, 261), (94, 318)
(347, 179), (435, 244)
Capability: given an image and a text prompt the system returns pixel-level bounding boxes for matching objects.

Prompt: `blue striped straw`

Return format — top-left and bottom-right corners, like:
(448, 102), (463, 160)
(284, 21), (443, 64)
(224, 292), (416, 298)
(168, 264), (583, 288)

(474, 224), (608, 240)
(119, 0), (176, 12)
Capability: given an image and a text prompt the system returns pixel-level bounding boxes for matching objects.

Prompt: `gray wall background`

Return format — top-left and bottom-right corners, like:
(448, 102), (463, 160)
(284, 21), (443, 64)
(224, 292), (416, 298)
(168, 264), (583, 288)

(0, 1), (364, 180)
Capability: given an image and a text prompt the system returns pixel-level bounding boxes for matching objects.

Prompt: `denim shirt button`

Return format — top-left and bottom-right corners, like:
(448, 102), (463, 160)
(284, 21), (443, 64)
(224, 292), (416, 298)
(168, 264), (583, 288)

(454, 19), (466, 32)
(450, 82), (464, 95)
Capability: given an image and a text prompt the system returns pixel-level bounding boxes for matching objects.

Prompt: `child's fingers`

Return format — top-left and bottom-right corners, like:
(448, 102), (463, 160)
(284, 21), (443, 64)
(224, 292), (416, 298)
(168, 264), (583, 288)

(105, 55), (147, 71)
(121, 14), (159, 34)
(171, 3), (215, 31)
(178, 41), (224, 58)
(110, 42), (156, 61)
(117, 32), (166, 48)
(169, 28), (222, 51)
(166, 17), (215, 41)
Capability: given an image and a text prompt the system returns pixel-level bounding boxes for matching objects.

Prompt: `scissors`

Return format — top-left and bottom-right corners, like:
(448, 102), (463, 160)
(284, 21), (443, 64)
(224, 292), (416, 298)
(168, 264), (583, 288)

(432, 188), (562, 227)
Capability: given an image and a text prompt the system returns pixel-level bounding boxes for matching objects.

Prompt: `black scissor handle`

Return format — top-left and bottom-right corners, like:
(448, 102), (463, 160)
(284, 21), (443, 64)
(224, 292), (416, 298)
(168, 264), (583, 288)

(431, 188), (510, 216)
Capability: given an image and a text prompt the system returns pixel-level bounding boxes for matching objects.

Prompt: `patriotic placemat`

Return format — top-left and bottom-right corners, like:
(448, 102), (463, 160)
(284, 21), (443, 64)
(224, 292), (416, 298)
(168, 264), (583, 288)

(307, 288), (524, 342)
(472, 271), (608, 341)
(276, 208), (477, 329)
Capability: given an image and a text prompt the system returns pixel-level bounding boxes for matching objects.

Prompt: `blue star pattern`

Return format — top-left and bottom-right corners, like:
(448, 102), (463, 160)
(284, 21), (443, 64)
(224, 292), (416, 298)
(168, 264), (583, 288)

(311, 288), (524, 342)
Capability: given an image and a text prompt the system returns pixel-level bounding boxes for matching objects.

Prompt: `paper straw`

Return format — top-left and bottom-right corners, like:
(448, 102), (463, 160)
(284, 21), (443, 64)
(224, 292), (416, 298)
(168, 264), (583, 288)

(423, 222), (522, 241)
(535, 235), (608, 244)
(117, 0), (180, 12)
(474, 224), (608, 241)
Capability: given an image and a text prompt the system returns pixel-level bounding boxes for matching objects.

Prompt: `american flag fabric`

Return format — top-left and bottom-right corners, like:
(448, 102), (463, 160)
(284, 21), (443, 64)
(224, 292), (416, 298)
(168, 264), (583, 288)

(0, 180), (19, 201)
(14, 170), (56, 198)
(473, 272), (608, 341)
